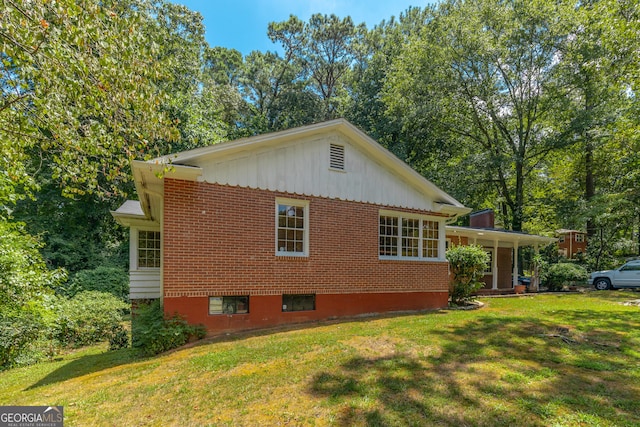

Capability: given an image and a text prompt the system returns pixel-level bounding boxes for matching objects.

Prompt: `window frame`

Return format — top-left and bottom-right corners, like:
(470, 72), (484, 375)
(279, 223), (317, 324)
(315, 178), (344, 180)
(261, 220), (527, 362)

(132, 227), (161, 271)
(275, 198), (310, 257)
(575, 233), (585, 243)
(483, 248), (494, 275)
(282, 294), (316, 312)
(209, 296), (250, 315)
(378, 210), (445, 261)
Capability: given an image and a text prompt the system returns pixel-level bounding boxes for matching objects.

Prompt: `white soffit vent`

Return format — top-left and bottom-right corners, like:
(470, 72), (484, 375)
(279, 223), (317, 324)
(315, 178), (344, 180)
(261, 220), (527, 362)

(329, 144), (345, 170)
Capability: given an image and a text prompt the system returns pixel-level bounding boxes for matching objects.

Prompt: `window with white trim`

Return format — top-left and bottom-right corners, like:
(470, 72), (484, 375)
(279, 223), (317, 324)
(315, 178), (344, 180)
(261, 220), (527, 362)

(379, 216), (399, 256)
(575, 233), (585, 243)
(422, 220), (439, 258)
(276, 199), (309, 256)
(379, 212), (442, 260)
(402, 218), (420, 257)
(138, 230), (160, 268)
(484, 249), (494, 275)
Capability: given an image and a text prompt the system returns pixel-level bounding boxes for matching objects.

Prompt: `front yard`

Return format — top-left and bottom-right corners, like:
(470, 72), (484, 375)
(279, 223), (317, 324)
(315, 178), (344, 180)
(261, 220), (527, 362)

(1, 291), (639, 426)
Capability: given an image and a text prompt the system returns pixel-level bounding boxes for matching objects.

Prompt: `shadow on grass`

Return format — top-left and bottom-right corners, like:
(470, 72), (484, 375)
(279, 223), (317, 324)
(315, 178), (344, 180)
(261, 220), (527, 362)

(308, 314), (640, 426)
(26, 348), (136, 390)
(24, 309), (441, 390)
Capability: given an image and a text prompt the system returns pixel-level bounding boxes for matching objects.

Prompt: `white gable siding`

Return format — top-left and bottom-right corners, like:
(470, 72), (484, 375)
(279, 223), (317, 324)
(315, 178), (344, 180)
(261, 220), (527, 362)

(192, 132), (437, 212)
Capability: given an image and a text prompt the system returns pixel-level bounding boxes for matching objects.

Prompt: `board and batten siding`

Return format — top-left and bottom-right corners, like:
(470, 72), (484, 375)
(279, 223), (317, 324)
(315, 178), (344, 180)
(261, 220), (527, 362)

(191, 132), (438, 212)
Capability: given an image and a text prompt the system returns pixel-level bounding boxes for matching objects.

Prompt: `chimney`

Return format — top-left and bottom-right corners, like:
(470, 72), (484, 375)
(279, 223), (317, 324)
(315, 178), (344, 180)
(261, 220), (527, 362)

(470, 209), (495, 228)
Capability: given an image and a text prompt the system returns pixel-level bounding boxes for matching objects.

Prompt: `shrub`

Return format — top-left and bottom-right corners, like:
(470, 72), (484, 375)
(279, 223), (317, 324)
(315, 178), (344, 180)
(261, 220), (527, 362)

(0, 221), (65, 369)
(544, 263), (589, 291)
(0, 309), (41, 370)
(108, 324), (130, 351)
(53, 291), (128, 347)
(132, 300), (206, 356)
(66, 266), (129, 302)
(446, 244), (490, 305)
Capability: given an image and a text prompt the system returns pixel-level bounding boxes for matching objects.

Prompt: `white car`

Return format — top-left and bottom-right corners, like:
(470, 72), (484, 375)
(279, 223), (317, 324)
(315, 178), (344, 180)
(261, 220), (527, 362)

(589, 260), (640, 290)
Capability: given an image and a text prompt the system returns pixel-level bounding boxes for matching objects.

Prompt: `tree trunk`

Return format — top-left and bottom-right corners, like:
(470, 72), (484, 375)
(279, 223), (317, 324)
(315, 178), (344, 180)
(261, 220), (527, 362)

(584, 89), (596, 238)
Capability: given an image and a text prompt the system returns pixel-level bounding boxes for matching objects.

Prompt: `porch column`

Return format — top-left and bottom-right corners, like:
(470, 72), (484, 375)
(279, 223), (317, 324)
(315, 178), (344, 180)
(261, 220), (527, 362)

(492, 239), (498, 290)
(532, 243), (539, 292)
(512, 241), (519, 288)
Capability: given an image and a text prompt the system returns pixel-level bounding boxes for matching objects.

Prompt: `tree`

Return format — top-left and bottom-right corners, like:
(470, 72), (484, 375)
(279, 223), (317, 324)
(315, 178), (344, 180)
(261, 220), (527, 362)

(268, 14), (361, 121)
(384, 0), (574, 231)
(1, 0), (180, 199)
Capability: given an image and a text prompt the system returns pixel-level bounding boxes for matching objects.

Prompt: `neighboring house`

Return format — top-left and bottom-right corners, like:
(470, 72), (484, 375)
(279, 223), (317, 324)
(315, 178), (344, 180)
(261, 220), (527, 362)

(112, 119), (471, 334)
(556, 229), (587, 259)
(446, 210), (556, 293)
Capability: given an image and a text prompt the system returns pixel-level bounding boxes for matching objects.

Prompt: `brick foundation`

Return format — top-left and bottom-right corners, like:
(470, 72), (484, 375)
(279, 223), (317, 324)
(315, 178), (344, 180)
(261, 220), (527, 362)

(164, 292), (448, 334)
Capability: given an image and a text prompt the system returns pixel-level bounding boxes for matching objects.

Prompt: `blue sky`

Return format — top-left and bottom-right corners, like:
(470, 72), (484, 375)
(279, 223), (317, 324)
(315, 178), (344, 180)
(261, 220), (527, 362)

(175, 0), (434, 56)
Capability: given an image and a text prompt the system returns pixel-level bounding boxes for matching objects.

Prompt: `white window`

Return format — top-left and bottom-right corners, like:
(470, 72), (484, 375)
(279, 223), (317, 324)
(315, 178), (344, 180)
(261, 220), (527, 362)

(138, 230), (160, 268)
(379, 216), (399, 256)
(575, 234), (585, 243)
(484, 249), (494, 275)
(559, 235), (566, 243)
(276, 199), (309, 256)
(402, 218), (420, 257)
(422, 220), (440, 258)
(379, 211), (443, 260)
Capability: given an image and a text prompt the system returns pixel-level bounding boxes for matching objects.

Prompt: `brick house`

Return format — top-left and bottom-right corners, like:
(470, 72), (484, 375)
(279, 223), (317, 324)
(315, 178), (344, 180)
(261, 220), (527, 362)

(556, 229), (587, 259)
(112, 119), (472, 333)
(446, 210), (556, 293)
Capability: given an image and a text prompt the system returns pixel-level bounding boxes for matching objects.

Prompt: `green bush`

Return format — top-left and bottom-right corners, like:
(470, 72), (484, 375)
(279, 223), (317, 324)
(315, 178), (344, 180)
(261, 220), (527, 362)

(66, 266), (129, 302)
(544, 263), (589, 291)
(446, 244), (490, 305)
(0, 309), (41, 370)
(132, 300), (206, 356)
(0, 221), (65, 369)
(108, 324), (130, 351)
(53, 291), (128, 347)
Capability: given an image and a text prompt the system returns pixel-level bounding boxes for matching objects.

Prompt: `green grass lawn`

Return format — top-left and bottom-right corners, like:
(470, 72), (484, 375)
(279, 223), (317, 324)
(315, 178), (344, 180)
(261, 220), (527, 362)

(1, 291), (639, 426)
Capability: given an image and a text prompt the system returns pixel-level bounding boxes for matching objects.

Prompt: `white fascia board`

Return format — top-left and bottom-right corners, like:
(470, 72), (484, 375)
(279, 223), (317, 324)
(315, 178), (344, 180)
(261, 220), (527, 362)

(156, 120), (349, 165)
(446, 226), (557, 246)
(335, 121), (467, 212)
(131, 160), (203, 222)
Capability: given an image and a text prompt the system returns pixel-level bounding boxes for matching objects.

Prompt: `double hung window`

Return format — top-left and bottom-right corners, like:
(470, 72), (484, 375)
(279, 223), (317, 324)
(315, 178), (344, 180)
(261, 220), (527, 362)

(276, 199), (309, 256)
(138, 230), (160, 268)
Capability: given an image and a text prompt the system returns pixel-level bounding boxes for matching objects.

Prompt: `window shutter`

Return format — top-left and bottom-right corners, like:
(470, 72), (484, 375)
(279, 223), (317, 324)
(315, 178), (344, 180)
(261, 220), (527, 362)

(329, 144), (345, 170)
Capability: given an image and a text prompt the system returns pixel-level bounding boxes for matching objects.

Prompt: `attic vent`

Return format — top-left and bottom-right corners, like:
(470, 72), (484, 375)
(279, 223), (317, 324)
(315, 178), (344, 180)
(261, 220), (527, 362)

(329, 144), (345, 170)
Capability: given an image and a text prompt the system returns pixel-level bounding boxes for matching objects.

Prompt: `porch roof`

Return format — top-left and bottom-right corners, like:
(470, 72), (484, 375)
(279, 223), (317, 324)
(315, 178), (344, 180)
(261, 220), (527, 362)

(446, 226), (556, 247)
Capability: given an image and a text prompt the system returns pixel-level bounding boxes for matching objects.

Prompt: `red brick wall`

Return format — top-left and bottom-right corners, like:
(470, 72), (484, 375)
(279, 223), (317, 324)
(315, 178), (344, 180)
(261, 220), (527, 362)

(558, 232), (587, 259)
(469, 210), (495, 228)
(473, 247), (513, 290)
(162, 179), (450, 331)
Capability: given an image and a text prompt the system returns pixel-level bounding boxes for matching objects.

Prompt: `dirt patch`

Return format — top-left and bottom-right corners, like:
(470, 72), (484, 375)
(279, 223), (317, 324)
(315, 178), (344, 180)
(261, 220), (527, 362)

(622, 299), (640, 307)
(341, 335), (417, 359)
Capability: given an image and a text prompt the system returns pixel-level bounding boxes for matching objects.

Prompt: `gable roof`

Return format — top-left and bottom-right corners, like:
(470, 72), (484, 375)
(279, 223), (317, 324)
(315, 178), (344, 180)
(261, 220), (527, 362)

(113, 119), (470, 225)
